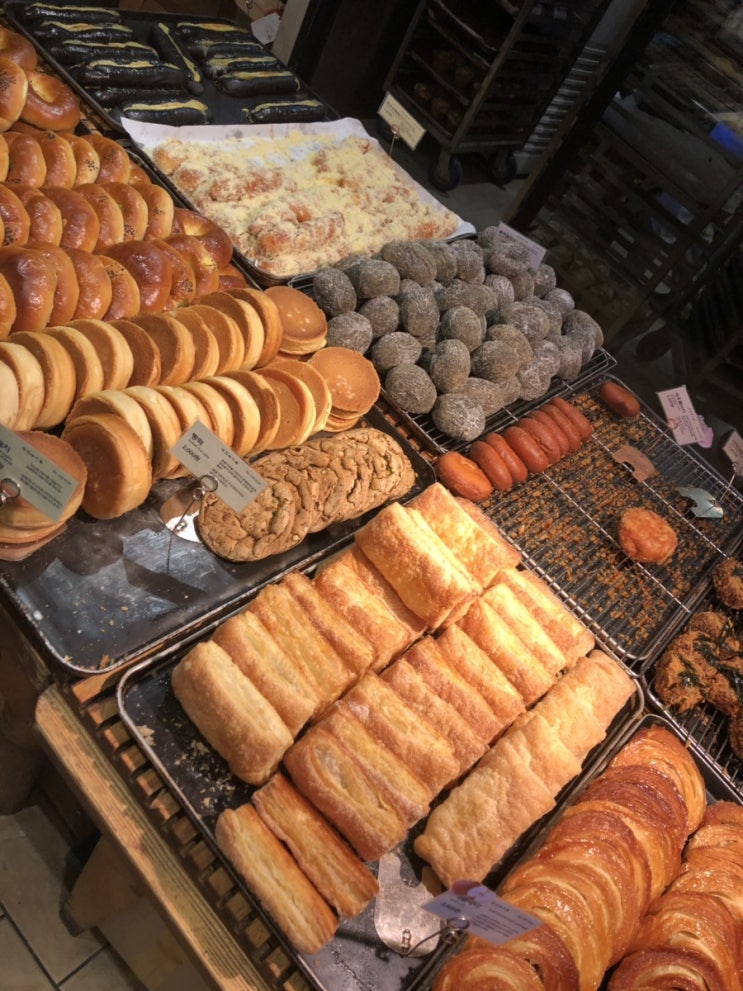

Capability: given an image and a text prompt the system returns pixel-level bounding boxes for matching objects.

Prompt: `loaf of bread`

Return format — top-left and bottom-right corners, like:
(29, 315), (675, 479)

(170, 640), (292, 785)
(252, 773), (379, 920)
(214, 802), (338, 955)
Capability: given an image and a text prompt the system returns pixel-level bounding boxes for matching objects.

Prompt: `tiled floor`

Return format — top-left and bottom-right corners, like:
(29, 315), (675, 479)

(0, 796), (145, 991)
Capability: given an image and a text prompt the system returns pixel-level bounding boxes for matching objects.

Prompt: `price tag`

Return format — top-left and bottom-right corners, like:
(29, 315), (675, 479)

(723, 430), (743, 476)
(0, 424), (80, 522)
(656, 386), (706, 445)
(170, 420), (267, 514)
(378, 92), (426, 150)
(496, 222), (546, 272)
(424, 883), (540, 946)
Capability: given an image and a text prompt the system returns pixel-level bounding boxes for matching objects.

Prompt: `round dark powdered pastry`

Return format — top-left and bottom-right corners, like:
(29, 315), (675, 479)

(712, 558), (743, 610)
(439, 306), (483, 351)
(432, 393), (485, 442)
(379, 240), (437, 285)
(326, 311), (374, 352)
(312, 265), (357, 316)
(428, 338), (470, 393)
(384, 363), (437, 415)
(347, 257), (400, 298)
(470, 339), (522, 383)
(398, 286), (439, 342)
(358, 295), (399, 338)
(618, 507), (678, 565)
(371, 331), (422, 373)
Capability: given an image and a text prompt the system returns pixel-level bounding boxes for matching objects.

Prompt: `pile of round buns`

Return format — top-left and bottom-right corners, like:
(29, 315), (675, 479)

(0, 28), (82, 134)
(311, 229), (605, 441)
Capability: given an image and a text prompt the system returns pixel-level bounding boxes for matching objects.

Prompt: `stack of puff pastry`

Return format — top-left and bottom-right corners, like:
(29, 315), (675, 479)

(172, 483), (636, 954)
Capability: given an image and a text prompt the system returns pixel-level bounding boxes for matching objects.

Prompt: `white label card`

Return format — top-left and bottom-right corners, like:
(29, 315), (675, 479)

(723, 430), (743, 476)
(378, 92), (426, 150)
(424, 884), (540, 945)
(496, 222), (546, 272)
(0, 424), (80, 522)
(656, 386), (706, 445)
(170, 420), (267, 514)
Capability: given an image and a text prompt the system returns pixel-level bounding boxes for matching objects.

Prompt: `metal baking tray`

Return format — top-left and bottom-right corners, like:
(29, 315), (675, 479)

(5, 3), (334, 134)
(0, 407), (433, 677)
(116, 618), (643, 991)
(422, 709), (741, 990)
(643, 587), (743, 802)
(483, 377), (743, 670)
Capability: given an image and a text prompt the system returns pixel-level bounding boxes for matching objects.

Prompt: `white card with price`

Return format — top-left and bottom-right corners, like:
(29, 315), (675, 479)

(170, 420), (266, 513)
(656, 386), (706, 445)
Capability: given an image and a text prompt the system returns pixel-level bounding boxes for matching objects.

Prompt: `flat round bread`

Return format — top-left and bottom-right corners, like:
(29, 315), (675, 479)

(167, 306), (220, 380)
(308, 347), (380, 415)
(0, 340), (45, 429)
(203, 375), (261, 457)
(154, 385), (212, 477)
(0, 359), (20, 428)
(222, 368), (280, 453)
(66, 318), (134, 390)
(61, 413), (152, 519)
(69, 388), (154, 460)
(129, 313), (196, 387)
(227, 287), (283, 367)
(44, 326), (105, 401)
(125, 384), (184, 479)
(264, 285), (327, 355)
(109, 318), (162, 386)
(196, 293), (264, 370)
(256, 366), (316, 446)
(7, 331), (76, 428)
(268, 356), (333, 432)
(180, 380), (235, 447)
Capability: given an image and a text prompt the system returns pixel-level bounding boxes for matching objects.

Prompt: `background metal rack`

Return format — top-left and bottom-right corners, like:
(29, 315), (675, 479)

(381, 0), (616, 189)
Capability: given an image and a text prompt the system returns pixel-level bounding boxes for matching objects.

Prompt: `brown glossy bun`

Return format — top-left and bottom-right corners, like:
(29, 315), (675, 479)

(96, 254), (141, 321)
(171, 207), (233, 270)
(40, 187), (100, 252)
(0, 29), (38, 72)
(264, 285), (327, 355)
(0, 183), (31, 245)
(66, 248), (113, 320)
(74, 184), (125, 250)
(436, 450), (493, 502)
(0, 57), (28, 130)
(21, 69), (81, 131)
(28, 243), (79, 326)
(63, 134), (100, 185)
(0, 430), (86, 544)
(14, 186), (62, 245)
(0, 245), (57, 333)
(136, 181), (174, 240)
(62, 412), (153, 519)
(84, 133), (131, 183)
(4, 131), (46, 186)
(99, 182), (148, 241)
(618, 507), (678, 565)
(102, 240), (173, 312)
(32, 129), (77, 187)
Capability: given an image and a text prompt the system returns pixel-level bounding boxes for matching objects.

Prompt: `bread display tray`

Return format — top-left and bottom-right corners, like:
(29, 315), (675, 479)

(420, 709), (742, 991)
(5, 3), (335, 134)
(0, 408), (433, 677)
(119, 117), (475, 287)
(481, 377), (743, 670)
(116, 618), (644, 991)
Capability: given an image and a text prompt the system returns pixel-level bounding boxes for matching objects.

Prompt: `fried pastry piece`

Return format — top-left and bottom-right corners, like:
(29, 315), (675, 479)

(712, 556), (743, 609)
(618, 506), (677, 564)
(655, 630), (743, 717)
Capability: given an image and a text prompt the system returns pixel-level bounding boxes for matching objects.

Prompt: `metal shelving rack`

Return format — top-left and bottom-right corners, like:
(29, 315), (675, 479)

(381, 0), (615, 189)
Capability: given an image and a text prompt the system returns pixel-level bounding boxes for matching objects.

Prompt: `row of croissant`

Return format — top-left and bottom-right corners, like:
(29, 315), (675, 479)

(172, 482), (638, 954)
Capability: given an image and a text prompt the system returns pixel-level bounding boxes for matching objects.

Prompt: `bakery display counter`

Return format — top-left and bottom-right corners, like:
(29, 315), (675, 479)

(6, 2), (334, 131)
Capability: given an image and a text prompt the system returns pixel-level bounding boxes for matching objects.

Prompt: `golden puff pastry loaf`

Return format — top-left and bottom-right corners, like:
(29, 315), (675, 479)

(211, 609), (320, 735)
(248, 581), (353, 714)
(457, 597), (555, 707)
(381, 658), (487, 777)
(313, 547), (424, 671)
(414, 743), (557, 887)
(482, 582), (570, 678)
(252, 772), (379, 920)
(435, 625), (525, 733)
(171, 640), (292, 785)
(404, 636), (503, 746)
(492, 566), (594, 666)
(283, 725), (409, 862)
(214, 802), (337, 955)
(354, 500), (481, 630)
(340, 672), (460, 796)
(409, 483), (521, 588)
(280, 570), (376, 678)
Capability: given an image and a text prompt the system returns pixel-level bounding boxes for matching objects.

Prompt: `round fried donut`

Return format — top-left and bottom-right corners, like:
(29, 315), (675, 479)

(21, 69), (81, 132)
(66, 248), (112, 320)
(135, 181), (174, 239)
(28, 242), (79, 325)
(39, 186), (101, 251)
(171, 207), (233, 271)
(0, 184), (31, 245)
(0, 57), (28, 130)
(74, 183), (125, 250)
(97, 254), (141, 320)
(99, 182), (148, 241)
(436, 450), (494, 502)
(15, 186), (63, 244)
(85, 133), (131, 183)
(102, 240), (174, 313)
(0, 244), (57, 332)
(0, 29), (38, 71)
(4, 131), (47, 186)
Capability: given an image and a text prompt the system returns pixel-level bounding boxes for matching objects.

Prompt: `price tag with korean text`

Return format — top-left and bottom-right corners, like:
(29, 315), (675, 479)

(723, 430), (743, 477)
(378, 92), (426, 150)
(424, 883), (540, 946)
(0, 424), (80, 521)
(170, 420), (267, 513)
(656, 386), (706, 445)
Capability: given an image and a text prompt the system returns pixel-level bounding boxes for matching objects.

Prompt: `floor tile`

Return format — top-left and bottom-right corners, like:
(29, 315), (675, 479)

(0, 917), (55, 991)
(0, 806), (104, 983)
(58, 947), (145, 991)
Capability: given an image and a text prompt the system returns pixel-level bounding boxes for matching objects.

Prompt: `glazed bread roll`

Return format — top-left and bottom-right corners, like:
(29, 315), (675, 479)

(252, 773), (379, 919)
(171, 640), (292, 786)
(214, 802), (337, 955)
